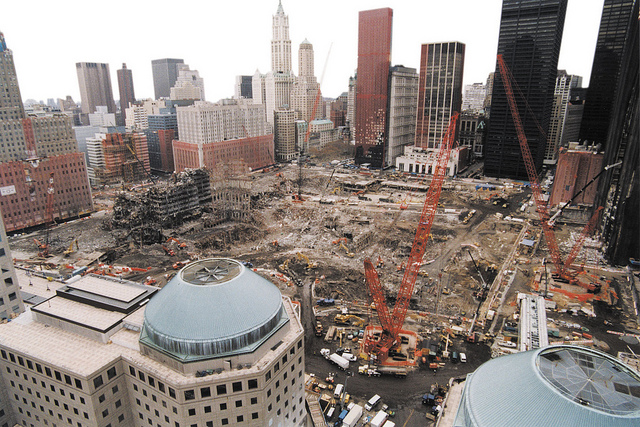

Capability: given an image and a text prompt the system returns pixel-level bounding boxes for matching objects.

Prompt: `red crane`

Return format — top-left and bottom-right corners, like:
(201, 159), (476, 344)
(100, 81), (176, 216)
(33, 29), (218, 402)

(496, 55), (601, 292)
(363, 112), (459, 361)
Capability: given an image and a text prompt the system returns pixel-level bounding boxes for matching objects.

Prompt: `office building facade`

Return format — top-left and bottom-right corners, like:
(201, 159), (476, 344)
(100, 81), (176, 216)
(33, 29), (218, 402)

(579, 0), (637, 147)
(152, 58), (184, 100)
(76, 62), (117, 121)
(387, 65), (418, 167)
(354, 8), (393, 166)
(291, 39), (320, 123)
(484, 0), (568, 180)
(235, 76), (254, 99)
(117, 63), (135, 120)
(415, 41), (465, 150)
(545, 72), (582, 164)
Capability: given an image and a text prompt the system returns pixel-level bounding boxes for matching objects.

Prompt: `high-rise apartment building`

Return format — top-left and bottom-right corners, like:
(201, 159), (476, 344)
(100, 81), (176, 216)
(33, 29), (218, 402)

(0, 258), (306, 427)
(387, 65), (418, 166)
(117, 63), (135, 125)
(173, 99), (273, 172)
(579, 0), (637, 147)
(0, 32), (92, 232)
(76, 62), (117, 122)
(484, 0), (568, 180)
(151, 58), (184, 100)
(545, 72), (582, 164)
(415, 42), (465, 150)
(354, 8), (393, 166)
(593, 0), (638, 265)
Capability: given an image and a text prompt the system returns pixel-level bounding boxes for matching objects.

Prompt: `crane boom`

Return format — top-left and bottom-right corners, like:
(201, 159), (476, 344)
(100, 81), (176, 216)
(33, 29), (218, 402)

(496, 54), (564, 274)
(363, 112), (459, 359)
(563, 206), (603, 270)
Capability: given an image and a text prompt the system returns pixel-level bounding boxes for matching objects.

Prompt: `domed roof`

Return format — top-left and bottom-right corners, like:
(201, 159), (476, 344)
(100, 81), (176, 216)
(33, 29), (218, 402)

(454, 345), (640, 427)
(141, 258), (288, 360)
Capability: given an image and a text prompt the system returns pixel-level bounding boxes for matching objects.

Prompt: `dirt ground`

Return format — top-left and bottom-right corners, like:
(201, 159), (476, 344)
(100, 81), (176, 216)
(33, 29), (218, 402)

(8, 160), (640, 426)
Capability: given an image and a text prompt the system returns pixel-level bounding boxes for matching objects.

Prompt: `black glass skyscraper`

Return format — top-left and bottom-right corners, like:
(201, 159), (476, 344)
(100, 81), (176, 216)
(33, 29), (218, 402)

(579, 0), (636, 147)
(484, 0), (568, 180)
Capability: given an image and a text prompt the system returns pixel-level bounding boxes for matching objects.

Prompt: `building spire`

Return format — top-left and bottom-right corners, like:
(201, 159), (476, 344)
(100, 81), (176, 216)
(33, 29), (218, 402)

(277, 0), (284, 15)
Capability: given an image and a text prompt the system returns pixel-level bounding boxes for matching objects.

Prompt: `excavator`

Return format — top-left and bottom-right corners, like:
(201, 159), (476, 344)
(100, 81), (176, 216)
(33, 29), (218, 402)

(334, 314), (365, 327)
(338, 243), (354, 258)
(63, 239), (79, 256)
(296, 252), (317, 269)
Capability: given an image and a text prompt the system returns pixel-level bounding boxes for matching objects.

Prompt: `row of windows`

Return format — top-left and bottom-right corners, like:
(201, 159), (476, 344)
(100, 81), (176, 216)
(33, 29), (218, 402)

(0, 349), (84, 389)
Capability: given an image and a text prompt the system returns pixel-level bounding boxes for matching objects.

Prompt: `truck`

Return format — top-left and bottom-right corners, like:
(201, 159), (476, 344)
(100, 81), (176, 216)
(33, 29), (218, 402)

(376, 365), (407, 378)
(342, 404), (363, 427)
(370, 410), (389, 427)
(364, 394), (381, 411)
(333, 383), (344, 398)
(328, 353), (349, 370)
(315, 321), (324, 337)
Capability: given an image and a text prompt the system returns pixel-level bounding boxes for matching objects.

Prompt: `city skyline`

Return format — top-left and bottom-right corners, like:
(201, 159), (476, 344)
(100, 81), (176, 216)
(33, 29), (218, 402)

(4, 0), (604, 104)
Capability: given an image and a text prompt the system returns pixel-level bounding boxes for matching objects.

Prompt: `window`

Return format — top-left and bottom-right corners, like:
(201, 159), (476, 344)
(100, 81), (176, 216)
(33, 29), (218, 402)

(200, 387), (211, 398)
(158, 382), (165, 393)
(148, 376), (155, 387)
(102, 409), (108, 418)
(118, 414), (124, 422)
(65, 375), (72, 385)
(112, 385), (119, 394)
(235, 400), (242, 408)
(93, 375), (103, 389)
(274, 362), (279, 372)
(236, 415), (244, 423)
(219, 403), (227, 411)
(129, 366), (136, 376)
(55, 371), (62, 381)
(75, 379), (83, 390)
(267, 389), (271, 397)
(248, 379), (258, 389)
(115, 400), (121, 408)
(232, 382), (242, 392)
(204, 405), (211, 413)
(8, 292), (16, 301)
(169, 388), (176, 399)
(188, 408), (195, 416)
(107, 367), (116, 380)
(252, 412), (259, 420)
(265, 371), (271, 381)
(184, 390), (195, 401)
(221, 419), (228, 425)
(138, 371), (145, 381)
(216, 385), (226, 395)
(251, 397), (257, 405)
(98, 394), (105, 403)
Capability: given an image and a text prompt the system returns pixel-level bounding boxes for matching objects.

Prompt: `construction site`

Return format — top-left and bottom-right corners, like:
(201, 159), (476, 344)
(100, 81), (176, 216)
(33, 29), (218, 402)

(3, 57), (638, 427)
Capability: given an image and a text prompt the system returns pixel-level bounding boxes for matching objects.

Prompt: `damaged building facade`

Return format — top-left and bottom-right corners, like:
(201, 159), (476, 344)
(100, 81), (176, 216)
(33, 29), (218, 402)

(86, 132), (151, 187)
(173, 99), (274, 173)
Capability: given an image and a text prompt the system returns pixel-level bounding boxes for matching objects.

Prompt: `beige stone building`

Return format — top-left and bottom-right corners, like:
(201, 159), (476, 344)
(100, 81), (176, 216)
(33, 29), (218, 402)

(0, 258), (305, 427)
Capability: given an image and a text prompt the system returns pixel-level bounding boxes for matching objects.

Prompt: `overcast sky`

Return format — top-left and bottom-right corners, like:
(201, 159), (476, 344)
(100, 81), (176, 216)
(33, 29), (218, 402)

(3, 0), (605, 104)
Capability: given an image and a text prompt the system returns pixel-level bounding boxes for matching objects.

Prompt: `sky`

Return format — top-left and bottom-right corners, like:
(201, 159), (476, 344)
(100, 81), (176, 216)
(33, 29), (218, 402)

(3, 0), (605, 104)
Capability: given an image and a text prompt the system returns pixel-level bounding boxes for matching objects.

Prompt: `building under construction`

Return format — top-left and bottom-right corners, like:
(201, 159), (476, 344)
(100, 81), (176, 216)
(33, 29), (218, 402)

(549, 143), (603, 207)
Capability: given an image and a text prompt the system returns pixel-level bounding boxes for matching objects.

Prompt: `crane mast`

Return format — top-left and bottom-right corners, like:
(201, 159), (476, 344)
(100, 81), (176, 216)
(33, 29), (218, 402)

(363, 112), (459, 360)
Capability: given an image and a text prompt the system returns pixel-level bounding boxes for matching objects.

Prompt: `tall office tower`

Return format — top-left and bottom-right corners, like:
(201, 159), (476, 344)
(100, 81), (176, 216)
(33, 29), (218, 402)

(579, 0), (637, 147)
(545, 72), (582, 164)
(347, 75), (356, 140)
(387, 65), (418, 167)
(484, 72), (495, 113)
(271, 0), (292, 73)
(76, 62), (117, 122)
(0, 32), (24, 121)
(117, 63), (135, 117)
(235, 75), (254, 99)
(0, 32), (92, 232)
(173, 99), (273, 172)
(274, 108), (296, 160)
(0, 259), (305, 427)
(147, 113), (178, 172)
(484, 0), (568, 180)
(462, 83), (487, 113)
(252, 70), (267, 105)
(354, 8), (393, 166)
(291, 39), (321, 123)
(594, 0), (638, 265)
(0, 214), (24, 321)
(170, 64), (205, 101)
(561, 87), (587, 146)
(151, 58), (184, 99)
(415, 42), (465, 150)
(264, 2), (295, 128)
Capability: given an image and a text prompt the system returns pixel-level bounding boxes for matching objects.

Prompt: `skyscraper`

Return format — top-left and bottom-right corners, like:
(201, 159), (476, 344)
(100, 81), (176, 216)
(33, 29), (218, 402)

(594, 0), (638, 265)
(484, 0), (568, 180)
(579, 0), (637, 147)
(76, 62), (117, 122)
(387, 65), (418, 166)
(271, 1), (292, 73)
(235, 75), (254, 99)
(117, 63), (135, 116)
(151, 58), (184, 100)
(0, 32), (93, 232)
(415, 42), (465, 150)
(545, 71), (582, 164)
(355, 7), (393, 166)
(291, 39), (320, 123)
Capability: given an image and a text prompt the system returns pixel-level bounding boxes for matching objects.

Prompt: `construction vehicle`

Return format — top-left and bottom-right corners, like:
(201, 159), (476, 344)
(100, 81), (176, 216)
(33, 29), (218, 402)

(496, 54), (603, 293)
(315, 321), (324, 337)
(63, 239), (79, 256)
(376, 256), (385, 268)
(334, 314), (365, 327)
(278, 258), (290, 273)
(362, 113), (459, 363)
(339, 243), (355, 258)
(296, 252), (318, 269)
(166, 237), (187, 249)
(162, 245), (175, 256)
(332, 237), (348, 245)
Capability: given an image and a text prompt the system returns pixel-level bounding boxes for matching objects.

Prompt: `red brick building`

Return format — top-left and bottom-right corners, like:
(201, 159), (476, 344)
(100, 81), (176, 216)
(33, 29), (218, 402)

(173, 135), (274, 173)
